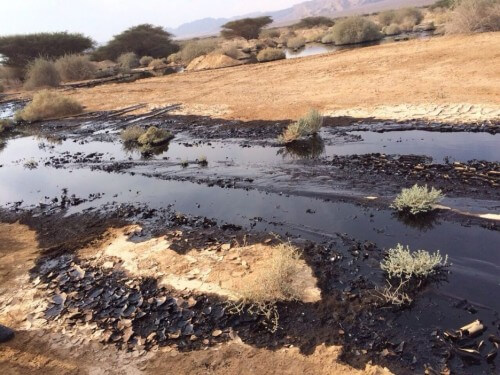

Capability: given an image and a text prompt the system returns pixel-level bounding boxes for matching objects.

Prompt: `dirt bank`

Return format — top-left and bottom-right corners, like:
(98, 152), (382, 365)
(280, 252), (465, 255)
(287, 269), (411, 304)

(61, 33), (500, 122)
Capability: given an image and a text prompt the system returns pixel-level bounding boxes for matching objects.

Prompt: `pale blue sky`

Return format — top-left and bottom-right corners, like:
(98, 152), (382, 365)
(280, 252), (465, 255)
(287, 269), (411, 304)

(1, 0), (304, 42)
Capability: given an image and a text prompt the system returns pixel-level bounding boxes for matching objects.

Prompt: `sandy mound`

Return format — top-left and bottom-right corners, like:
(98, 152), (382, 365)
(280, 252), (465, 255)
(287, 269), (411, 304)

(186, 53), (244, 72)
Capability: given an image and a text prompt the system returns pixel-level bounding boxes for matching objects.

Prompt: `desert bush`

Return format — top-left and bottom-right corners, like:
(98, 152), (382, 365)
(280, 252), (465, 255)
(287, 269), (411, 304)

(117, 52), (140, 71)
(328, 17), (382, 45)
(137, 126), (173, 146)
(167, 52), (182, 64)
(55, 54), (96, 81)
(256, 47), (285, 62)
(0, 119), (14, 133)
(93, 24), (179, 61)
(279, 109), (323, 143)
(120, 125), (145, 142)
(293, 16), (335, 29)
(220, 43), (241, 59)
(0, 66), (22, 84)
(229, 243), (303, 331)
(383, 24), (402, 35)
(378, 10), (397, 26)
(139, 56), (154, 66)
(287, 36), (306, 49)
(430, 0), (455, 9)
(391, 184), (444, 215)
(23, 58), (60, 90)
(321, 32), (337, 44)
(0, 32), (94, 68)
(381, 244), (448, 280)
(148, 58), (167, 69)
(260, 29), (281, 38)
(304, 29), (328, 43)
(15, 90), (83, 122)
(221, 17), (273, 40)
(180, 39), (219, 64)
(446, 0), (500, 33)
(379, 8), (424, 28)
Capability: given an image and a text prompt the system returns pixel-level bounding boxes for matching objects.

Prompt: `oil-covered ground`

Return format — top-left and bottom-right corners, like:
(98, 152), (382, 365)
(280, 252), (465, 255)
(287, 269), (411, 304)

(0, 100), (499, 374)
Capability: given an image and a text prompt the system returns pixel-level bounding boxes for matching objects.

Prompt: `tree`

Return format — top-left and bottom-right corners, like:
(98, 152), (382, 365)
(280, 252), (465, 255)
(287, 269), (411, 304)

(221, 16), (273, 40)
(93, 24), (179, 61)
(0, 32), (94, 68)
(293, 16), (335, 29)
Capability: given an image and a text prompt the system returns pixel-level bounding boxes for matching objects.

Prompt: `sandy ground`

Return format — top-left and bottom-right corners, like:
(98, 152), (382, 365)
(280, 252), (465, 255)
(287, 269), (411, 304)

(0, 222), (391, 375)
(61, 33), (500, 122)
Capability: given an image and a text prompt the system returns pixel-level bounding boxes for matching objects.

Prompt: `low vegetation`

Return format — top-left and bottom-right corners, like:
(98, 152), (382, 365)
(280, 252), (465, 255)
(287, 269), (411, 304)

(256, 47), (285, 62)
(383, 24), (402, 35)
(279, 109), (323, 144)
(287, 36), (306, 50)
(260, 29), (281, 38)
(120, 125), (145, 143)
(325, 17), (382, 45)
(381, 243), (448, 280)
(229, 243), (303, 331)
(378, 8), (424, 31)
(391, 184), (444, 215)
(148, 58), (168, 69)
(179, 39), (219, 64)
(55, 54), (96, 81)
(139, 56), (154, 66)
(292, 16), (335, 29)
(446, 0), (500, 34)
(120, 125), (173, 146)
(220, 42), (241, 59)
(0, 119), (14, 133)
(117, 52), (140, 71)
(23, 58), (60, 90)
(15, 90), (83, 122)
(221, 16), (273, 40)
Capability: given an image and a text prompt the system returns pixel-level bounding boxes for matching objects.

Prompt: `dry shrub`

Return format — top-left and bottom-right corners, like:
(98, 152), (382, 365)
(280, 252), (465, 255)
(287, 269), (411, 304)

(287, 36), (306, 49)
(117, 52), (139, 71)
(15, 90), (83, 122)
(391, 184), (444, 215)
(304, 29), (328, 43)
(279, 109), (323, 143)
(24, 58), (60, 90)
(220, 42), (241, 59)
(0, 119), (14, 133)
(321, 32), (337, 44)
(55, 54), (96, 81)
(378, 8), (423, 28)
(0, 66), (22, 85)
(180, 39), (219, 64)
(446, 0), (500, 33)
(166, 52), (182, 64)
(148, 58), (168, 69)
(256, 47), (285, 62)
(137, 126), (173, 146)
(120, 125), (145, 142)
(229, 243), (303, 331)
(383, 24), (402, 35)
(260, 28), (281, 38)
(139, 56), (154, 66)
(329, 17), (382, 45)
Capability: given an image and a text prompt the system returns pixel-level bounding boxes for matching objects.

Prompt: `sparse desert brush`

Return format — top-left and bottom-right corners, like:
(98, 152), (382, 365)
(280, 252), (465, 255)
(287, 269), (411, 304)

(220, 43), (240, 59)
(148, 58), (167, 69)
(120, 125), (145, 143)
(304, 29), (328, 43)
(24, 57), (60, 90)
(391, 184), (444, 215)
(117, 52), (140, 71)
(0, 119), (14, 133)
(256, 47), (286, 62)
(321, 32), (337, 44)
(180, 39), (219, 64)
(15, 90), (83, 122)
(378, 8), (423, 28)
(279, 109), (323, 144)
(137, 126), (173, 146)
(167, 52), (182, 64)
(139, 56), (154, 66)
(329, 17), (382, 45)
(446, 0), (500, 33)
(55, 54), (96, 81)
(260, 28), (281, 38)
(383, 24), (402, 35)
(287, 36), (306, 49)
(229, 243), (303, 331)
(381, 243), (448, 280)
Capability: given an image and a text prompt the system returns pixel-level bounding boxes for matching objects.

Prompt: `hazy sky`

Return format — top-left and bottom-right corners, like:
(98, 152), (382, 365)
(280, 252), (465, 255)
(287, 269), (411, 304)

(1, 0), (305, 42)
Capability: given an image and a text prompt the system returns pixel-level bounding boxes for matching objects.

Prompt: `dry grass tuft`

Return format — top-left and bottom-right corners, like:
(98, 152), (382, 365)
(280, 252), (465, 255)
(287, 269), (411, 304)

(23, 58), (60, 90)
(117, 52), (140, 71)
(256, 47), (286, 62)
(15, 90), (83, 122)
(120, 125), (145, 143)
(55, 54), (96, 81)
(279, 109), (323, 144)
(287, 36), (306, 49)
(446, 0), (500, 34)
(139, 56), (154, 66)
(137, 126), (173, 146)
(0, 119), (14, 133)
(179, 39), (219, 64)
(391, 184), (444, 215)
(383, 24), (402, 35)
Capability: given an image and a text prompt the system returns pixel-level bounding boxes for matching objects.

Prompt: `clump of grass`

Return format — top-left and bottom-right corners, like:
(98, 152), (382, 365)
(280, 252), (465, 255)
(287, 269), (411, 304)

(229, 243), (303, 332)
(391, 184), (444, 215)
(220, 43), (240, 59)
(383, 24), (402, 35)
(120, 125), (145, 143)
(326, 16), (382, 45)
(287, 36), (306, 50)
(24, 58), (61, 90)
(137, 126), (173, 146)
(167, 52), (182, 64)
(55, 54), (96, 81)
(0, 119), (14, 133)
(148, 58), (168, 69)
(139, 56), (154, 66)
(278, 109), (323, 144)
(179, 39), (219, 64)
(446, 0), (500, 34)
(15, 90), (83, 122)
(197, 155), (208, 166)
(381, 243), (448, 280)
(117, 52), (140, 71)
(180, 159), (189, 168)
(256, 47), (286, 62)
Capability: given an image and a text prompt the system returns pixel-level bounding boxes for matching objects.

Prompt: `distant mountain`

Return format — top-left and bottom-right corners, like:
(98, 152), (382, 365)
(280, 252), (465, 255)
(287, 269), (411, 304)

(168, 0), (435, 39)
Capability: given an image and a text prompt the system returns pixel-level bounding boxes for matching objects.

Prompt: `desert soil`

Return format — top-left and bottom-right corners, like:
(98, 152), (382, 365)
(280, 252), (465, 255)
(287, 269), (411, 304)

(62, 33), (500, 122)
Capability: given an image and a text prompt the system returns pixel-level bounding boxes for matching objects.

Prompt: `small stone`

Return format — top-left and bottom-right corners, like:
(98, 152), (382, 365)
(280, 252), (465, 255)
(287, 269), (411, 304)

(103, 261), (114, 269)
(212, 330), (222, 337)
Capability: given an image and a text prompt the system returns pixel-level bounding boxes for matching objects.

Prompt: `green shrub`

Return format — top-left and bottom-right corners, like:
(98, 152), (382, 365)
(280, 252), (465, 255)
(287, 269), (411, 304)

(15, 90), (83, 122)
(117, 52), (139, 71)
(139, 56), (154, 66)
(23, 58), (60, 90)
(137, 126), (173, 146)
(256, 47), (285, 62)
(383, 24), (402, 35)
(446, 0), (500, 33)
(391, 184), (444, 214)
(381, 244), (448, 280)
(329, 17), (382, 45)
(93, 24), (179, 61)
(120, 125), (145, 142)
(180, 39), (219, 64)
(221, 17), (273, 40)
(287, 36), (306, 49)
(0, 32), (94, 68)
(279, 109), (323, 144)
(293, 16), (335, 29)
(55, 54), (96, 81)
